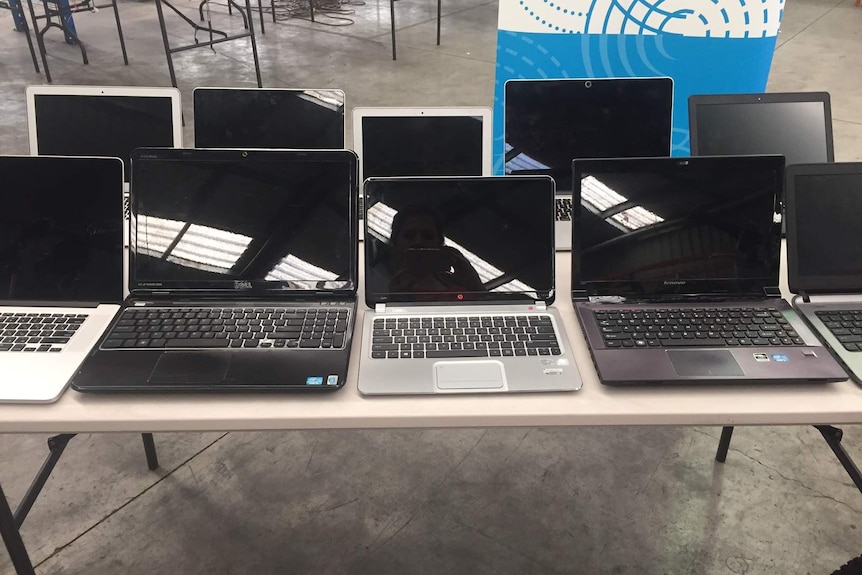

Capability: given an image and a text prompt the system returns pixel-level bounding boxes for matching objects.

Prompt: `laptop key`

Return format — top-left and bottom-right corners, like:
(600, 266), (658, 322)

(164, 339), (230, 348)
(0, 344), (11, 351)
(658, 338), (726, 347)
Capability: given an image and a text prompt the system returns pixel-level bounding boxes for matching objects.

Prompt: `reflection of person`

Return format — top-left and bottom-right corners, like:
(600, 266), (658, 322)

(389, 205), (484, 293)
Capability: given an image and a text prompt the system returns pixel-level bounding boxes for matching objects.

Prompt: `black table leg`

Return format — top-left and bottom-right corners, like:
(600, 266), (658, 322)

(715, 426), (734, 463)
(0, 481), (35, 575)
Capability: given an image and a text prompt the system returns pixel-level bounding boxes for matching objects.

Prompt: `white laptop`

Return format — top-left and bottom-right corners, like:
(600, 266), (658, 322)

(352, 106), (493, 239)
(503, 77), (674, 251)
(358, 175), (582, 395)
(0, 156), (124, 402)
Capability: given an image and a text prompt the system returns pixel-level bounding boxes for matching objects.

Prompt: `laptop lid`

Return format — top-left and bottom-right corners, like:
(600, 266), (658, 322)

(363, 176), (555, 307)
(786, 162), (862, 295)
(504, 78), (674, 193)
(0, 156), (124, 304)
(688, 92), (834, 164)
(193, 87), (345, 149)
(571, 155), (784, 300)
(352, 107), (493, 184)
(26, 85), (183, 184)
(129, 148), (358, 298)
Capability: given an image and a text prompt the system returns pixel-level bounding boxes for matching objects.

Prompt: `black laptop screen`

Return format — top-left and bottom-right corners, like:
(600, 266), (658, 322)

(0, 157), (124, 302)
(504, 78), (673, 192)
(130, 150), (357, 293)
(573, 156), (783, 298)
(363, 177), (555, 304)
(32, 93), (178, 182)
(360, 116), (485, 178)
(194, 89), (345, 149)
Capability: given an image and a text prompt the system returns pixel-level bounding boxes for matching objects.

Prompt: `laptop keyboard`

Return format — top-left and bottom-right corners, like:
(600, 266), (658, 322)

(0, 312), (87, 352)
(371, 314), (560, 359)
(815, 310), (862, 351)
(593, 307), (805, 348)
(101, 306), (350, 350)
(556, 197), (573, 222)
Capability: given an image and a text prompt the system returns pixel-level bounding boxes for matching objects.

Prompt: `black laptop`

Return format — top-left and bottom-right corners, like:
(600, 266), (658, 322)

(71, 148), (359, 392)
(571, 155), (847, 386)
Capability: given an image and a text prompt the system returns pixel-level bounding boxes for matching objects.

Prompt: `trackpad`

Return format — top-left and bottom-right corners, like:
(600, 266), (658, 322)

(667, 350), (744, 377)
(148, 352), (231, 384)
(435, 361), (504, 390)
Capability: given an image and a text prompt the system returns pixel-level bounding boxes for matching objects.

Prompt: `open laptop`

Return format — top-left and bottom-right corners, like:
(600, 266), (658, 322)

(358, 175), (582, 395)
(26, 85), (183, 248)
(786, 162), (862, 384)
(193, 87), (345, 148)
(70, 148), (359, 393)
(571, 155), (847, 386)
(504, 77), (674, 251)
(0, 156), (124, 402)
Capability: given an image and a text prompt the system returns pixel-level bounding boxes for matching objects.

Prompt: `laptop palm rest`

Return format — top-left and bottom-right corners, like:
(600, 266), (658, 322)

(667, 350), (744, 377)
(148, 352), (231, 384)
(435, 361), (504, 390)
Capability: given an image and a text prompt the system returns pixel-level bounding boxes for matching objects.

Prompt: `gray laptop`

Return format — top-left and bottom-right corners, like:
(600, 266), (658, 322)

(358, 176), (582, 395)
(786, 162), (862, 384)
(0, 156), (124, 402)
(572, 155), (847, 386)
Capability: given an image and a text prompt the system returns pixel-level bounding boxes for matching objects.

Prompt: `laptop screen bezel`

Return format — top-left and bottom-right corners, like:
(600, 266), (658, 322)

(786, 162), (862, 295)
(571, 155), (785, 300)
(128, 148), (359, 297)
(362, 175), (556, 307)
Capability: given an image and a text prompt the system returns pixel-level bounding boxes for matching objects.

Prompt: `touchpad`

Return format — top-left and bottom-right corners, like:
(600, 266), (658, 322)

(435, 361), (505, 390)
(667, 350), (744, 377)
(148, 352), (231, 384)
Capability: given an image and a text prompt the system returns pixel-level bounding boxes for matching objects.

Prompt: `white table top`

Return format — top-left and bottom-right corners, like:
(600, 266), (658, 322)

(2, 248), (862, 434)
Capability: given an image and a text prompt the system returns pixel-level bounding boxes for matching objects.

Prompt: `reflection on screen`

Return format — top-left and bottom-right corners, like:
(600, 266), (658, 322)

(132, 156), (354, 290)
(504, 78), (673, 191)
(693, 101), (831, 165)
(194, 89), (345, 149)
(364, 178), (553, 301)
(33, 95), (177, 182)
(0, 157), (123, 302)
(361, 116), (485, 177)
(794, 173), (862, 279)
(577, 159), (781, 295)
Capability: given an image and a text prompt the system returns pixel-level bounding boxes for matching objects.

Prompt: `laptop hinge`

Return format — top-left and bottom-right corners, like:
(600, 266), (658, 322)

(764, 286), (781, 298)
(571, 290), (589, 303)
(375, 303), (386, 313)
(534, 301), (547, 311)
(798, 290), (811, 304)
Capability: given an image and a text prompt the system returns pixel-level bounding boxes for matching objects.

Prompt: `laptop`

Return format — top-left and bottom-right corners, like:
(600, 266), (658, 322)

(504, 77), (674, 251)
(358, 175), (582, 395)
(193, 87), (345, 148)
(26, 85), (184, 248)
(571, 155), (847, 386)
(786, 162), (862, 384)
(0, 156), (124, 403)
(70, 148), (359, 393)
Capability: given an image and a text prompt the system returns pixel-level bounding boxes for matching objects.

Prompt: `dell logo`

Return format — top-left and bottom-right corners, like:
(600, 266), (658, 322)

(234, 280), (253, 290)
(663, 280), (686, 285)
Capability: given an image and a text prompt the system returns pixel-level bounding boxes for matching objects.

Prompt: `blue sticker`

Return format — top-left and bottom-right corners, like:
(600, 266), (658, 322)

(771, 354), (789, 362)
(306, 376), (324, 386)
(326, 375), (339, 386)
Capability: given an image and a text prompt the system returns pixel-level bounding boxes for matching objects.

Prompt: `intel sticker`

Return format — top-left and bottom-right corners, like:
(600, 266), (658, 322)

(753, 353), (770, 362)
(771, 354), (789, 362)
(306, 376), (324, 386)
(326, 375), (339, 386)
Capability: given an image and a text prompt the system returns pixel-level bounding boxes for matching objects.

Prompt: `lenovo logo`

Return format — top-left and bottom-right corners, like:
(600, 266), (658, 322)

(663, 280), (686, 285)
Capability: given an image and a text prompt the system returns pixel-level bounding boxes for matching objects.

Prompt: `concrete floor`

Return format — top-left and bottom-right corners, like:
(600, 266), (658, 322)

(1, 0), (862, 573)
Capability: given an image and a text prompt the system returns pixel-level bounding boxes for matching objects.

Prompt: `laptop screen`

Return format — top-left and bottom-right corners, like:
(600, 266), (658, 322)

(504, 78), (674, 192)
(193, 88), (345, 149)
(572, 156), (784, 298)
(0, 156), (124, 303)
(30, 91), (180, 183)
(689, 94), (833, 164)
(787, 165), (862, 292)
(359, 115), (486, 179)
(363, 176), (555, 304)
(130, 149), (357, 294)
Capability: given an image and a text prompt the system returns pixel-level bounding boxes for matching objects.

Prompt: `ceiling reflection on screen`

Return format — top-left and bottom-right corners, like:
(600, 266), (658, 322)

(299, 89), (344, 112)
(138, 214), (252, 274)
(266, 254), (339, 287)
(580, 175), (665, 232)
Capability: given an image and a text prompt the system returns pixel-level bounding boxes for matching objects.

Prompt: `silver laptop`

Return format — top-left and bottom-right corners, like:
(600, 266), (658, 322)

(787, 162), (862, 384)
(504, 77), (674, 251)
(0, 156), (124, 402)
(358, 176), (582, 395)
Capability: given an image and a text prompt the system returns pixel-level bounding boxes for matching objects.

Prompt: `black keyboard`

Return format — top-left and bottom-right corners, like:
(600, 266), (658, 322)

(593, 307), (805, 348)
(371, 314), (560, 359)
(556, 197), (573, 222)
(0, 312), (87, 352)
(101, 306), (350, 350)
(815, 310), (862, 351)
